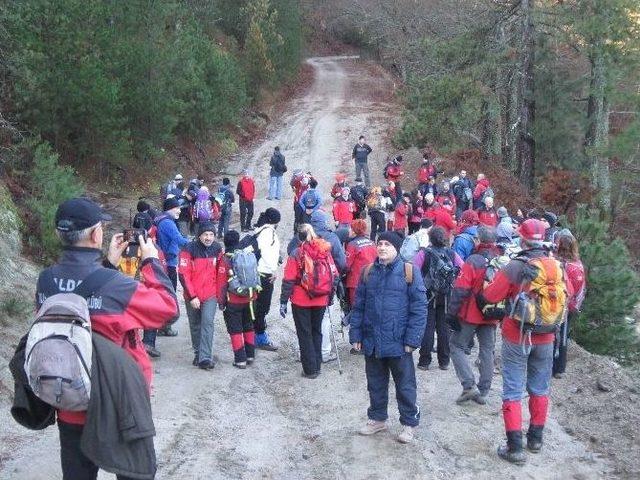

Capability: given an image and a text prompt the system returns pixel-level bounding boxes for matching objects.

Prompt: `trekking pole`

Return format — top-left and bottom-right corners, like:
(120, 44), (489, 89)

(327, 307), (343, 375)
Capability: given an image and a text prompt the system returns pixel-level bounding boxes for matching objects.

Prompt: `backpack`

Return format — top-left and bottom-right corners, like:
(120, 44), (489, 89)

(366, 192), (383, 210)
(510, 256), (568, 333)
(478, 251), (511, 313)
(299, 239), (336, 298)
(399, 234), (421, 262)
(481, 186), (495, 201)
(238, 231), (262, 262)
(464, 187), (473, 202)
(25, 269), (117, 411)
(227, 249), (261, 296)
(421, 247), (459, 298)
(195, 190), (213, 221)
(132, 211), (153, 232)
(351, 185), (366, 207)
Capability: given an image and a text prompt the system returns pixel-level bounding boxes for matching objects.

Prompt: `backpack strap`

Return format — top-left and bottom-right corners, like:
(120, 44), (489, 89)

(404, 262), (413, 284)
(74, 268), (119, 298)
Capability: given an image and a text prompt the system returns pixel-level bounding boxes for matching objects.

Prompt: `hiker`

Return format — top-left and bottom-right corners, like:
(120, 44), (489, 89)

(344, 219), (377, 307)
(299, 177), (322, 216)
(350, 177), (369, 219)
(478, 219), (573, 464)
(176, 187), (193, 236)
(436, 181), (456, 218)
(352, 135), (373, 187)
(217, 178), (235, 237)
(33, 197), (178, 479)
(399, 219), (433, 263)
(132, 200), (154, 232)
(237, 169), (256, 232)
(268, 146), (287, 200)
(385, 179), (401, 206)
(383, 155), (404, 191)
(333, 186), (356, 229)
(408, 191), (424, 235)
(543, 211), (560, 243)
(452, 170), (473, 218)
(552, 231), (586, 379)
(413, 226), (458, 370)
(423, 193), (456, 235)
(217, 230), (259, 369)
(477, 196), (498, 227)
(161, 173), (183, 200)
(453, 210), (480, 261)
(473, 173), (492, 209)
(179, 221), (222, 370)
(417, 147), (437, 186)
(448, 226), (504, 405)
(496, 206), (516, 244)
(418, 176), (438, 198)
(330, 173), (349, 199)
(192, 185), (215, 228)
(187, 174), (205, 197)
(291, 170), (310, 232)
(349, 231), (427, 444)
(280, 224), (339, 378)
(366, 186), (389, 242)
(253, 208), (282, 352)
(393, 193), (411, 236)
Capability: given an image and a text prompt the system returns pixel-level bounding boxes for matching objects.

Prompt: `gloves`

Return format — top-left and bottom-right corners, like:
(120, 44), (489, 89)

(279, 302), (288, 318)
(446, 314), (461, 332)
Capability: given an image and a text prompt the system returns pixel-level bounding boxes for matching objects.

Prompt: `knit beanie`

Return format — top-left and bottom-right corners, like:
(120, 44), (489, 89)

(137, 200), (150, 213)
(351, 219), (368, 236)
(377, 231), (404, 253)
(197, 221), (216, 236)
(264, 207), (281, 225)
(223, 230), (240, 250)
(420, 219), (433, 229)
(163, 197), (180, 211)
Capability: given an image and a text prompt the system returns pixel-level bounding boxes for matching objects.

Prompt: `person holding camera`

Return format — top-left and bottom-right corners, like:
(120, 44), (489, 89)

(34, 197), (179, 480)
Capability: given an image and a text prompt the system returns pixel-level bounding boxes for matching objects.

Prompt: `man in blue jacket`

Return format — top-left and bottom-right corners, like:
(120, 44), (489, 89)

(349, 231), (427, 444)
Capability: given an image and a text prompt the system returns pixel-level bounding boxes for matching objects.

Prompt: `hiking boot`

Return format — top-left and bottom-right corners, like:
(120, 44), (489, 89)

(350, 347), (363, 355)
(526, 426), (544, 453)
(497, 431), (526, 465)
(439, 363), (450, 371)
(192, 356), (198, 366)
(233, 361), (247, 369)
(145, 344), (161, 358)
(473, 392), (488, 405)
(417, 358), (430, 371)
(456, 387), (480, 405)
(322, 352), (338, 364)
(247, 357), (255, 365)
(301, 371), (319, 379)
(358, 420), (387, 436)
(397, 426), (415, 444)
(255, 332), (278, 351)
(158, 326), (178, 337)
(198, 360), (215, 370)
(553, 372), (563, 379)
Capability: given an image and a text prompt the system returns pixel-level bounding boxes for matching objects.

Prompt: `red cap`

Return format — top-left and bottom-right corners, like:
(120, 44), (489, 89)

(518, 219), (546, 241)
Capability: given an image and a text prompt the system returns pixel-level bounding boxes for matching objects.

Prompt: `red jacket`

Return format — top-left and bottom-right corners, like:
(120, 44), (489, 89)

(237, 177), (256, 202)
(564, 259), (586, 312)
(345, 236), (377, 289)
(393, 201), (409, 230)
(473, 178), (491, 201)
(449, 245), (502, 326)
(417, 164), (436, 184)
(217, 254), (258, 305)
(424, 203), (456, 233)
(35, 248), (179, 425)
(384, 162), (404, 181)
(333, 198), (356, 224)
(331, 181), (348, 199)
(477, 206), (498, 227)
(481, 249), (574, 345)
(436, 192), (456, 217)
(291, 177), (309, 203)
(281, 239), (337, 307)
(178, 240), (222, 302)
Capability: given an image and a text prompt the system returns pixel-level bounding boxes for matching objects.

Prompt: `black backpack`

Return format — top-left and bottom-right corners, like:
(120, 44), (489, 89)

(238, 233), (261, 262)
(420, 247), (459, 298)
(351, 185), (367, 207)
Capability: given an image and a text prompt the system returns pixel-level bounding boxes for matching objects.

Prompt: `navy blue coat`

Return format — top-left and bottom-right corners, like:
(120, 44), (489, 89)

(349, 256), (427, 358)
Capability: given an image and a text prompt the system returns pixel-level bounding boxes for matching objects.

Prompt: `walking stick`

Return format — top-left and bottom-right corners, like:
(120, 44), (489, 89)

(327, 307), (343, 375)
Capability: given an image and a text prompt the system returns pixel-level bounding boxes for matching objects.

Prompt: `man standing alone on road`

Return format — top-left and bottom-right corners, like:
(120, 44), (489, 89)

(352, 135), (373, 187)
(268, 146), (287, 200)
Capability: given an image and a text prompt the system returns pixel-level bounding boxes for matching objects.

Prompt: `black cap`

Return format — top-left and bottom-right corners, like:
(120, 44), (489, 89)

(55, 197), (111, 232)
(264, 207), (281, 225)
(224, 230), (240, 250)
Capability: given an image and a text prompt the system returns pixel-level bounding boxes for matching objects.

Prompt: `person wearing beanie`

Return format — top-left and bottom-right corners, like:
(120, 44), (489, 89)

(408, 191), (424, 235)
(477, 219), (575, 464)
(179, 221), (223, 370)
(345, 220), (377, 307)
(349, 229), (427, 444)
(236, 169), (256, 232)
(253, 208), (282, 352)
(542, 211), (559, 243)
(412, 226), (457, 371)
(217, 230), (258, 369)
(453, 210), (480, 261)
(132, 200), (154, 232)
(496, 206), (516, 244)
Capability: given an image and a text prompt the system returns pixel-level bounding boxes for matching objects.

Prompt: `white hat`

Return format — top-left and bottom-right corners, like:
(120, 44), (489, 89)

(174, 174), (183, 181)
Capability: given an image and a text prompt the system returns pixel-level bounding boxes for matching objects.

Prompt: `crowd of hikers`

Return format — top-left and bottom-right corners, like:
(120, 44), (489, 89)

(9, 140), (587, 479)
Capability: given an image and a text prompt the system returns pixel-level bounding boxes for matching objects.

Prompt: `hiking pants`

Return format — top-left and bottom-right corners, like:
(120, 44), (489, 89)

(186, 298), (217, 364)
(293, 202), (304, 233)
(223, 302), (255, 364)
(553, 312), (574, 375)
(365, 352), (420, 427)
(58, 421), (138, 480)
(217, 211), (231, 237)
(502, 339), (553, 401)
(355, 161), (371, 188)
(292, 305), (325, 375)
(369, 210), (386, 242)
(450, 322), (496, 394)
(419, 301), (449, 367)
(239, 199), (254, 230)
(254, 274), (275, 335)
(268, 175), (283, 199)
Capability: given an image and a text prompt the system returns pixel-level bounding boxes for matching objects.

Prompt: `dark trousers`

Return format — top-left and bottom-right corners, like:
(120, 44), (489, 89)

(143, 265), (177, 347)
(292, 305), (325, 375)
(293, 202), (303, 233)
(553, 312), (574, 375)
(58, 421), (139, 480)
(254, 274), (274, 335)
(365, 353), (420, 427)
(419, 301), (449, 367)
(239, 199), (254, 230)
(369, 210), (386, 242)
(223, 302), (255, 363)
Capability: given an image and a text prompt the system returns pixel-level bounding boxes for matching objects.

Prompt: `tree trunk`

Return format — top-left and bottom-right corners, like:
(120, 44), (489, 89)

(585, 49), (612, 214)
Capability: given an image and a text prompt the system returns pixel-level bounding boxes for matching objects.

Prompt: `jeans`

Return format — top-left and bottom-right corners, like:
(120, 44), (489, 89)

(450, 322), (496, 394)
(218, 210), (231, 237)
(239, 199), (254, 230)
(369, 210), (386, 242)
(292, 305), (325, 375)
(268, 175), (283, 199)
(186, 297), (217, 363)
(254, 274), (274, 335)
(58, 421), (139, 480)
(553, 312), (574, 375)
(502, 339), (553, 401)
(419, 301), (449, 367)
(365, 352), (420, 427)
(355, 162), (371, 187)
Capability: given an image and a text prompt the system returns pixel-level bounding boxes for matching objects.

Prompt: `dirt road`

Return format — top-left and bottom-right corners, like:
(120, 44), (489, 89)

(0, 56), (614, 479)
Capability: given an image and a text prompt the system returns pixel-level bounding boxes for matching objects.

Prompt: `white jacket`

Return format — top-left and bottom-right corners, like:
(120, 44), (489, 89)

(255, 224), (280, 275)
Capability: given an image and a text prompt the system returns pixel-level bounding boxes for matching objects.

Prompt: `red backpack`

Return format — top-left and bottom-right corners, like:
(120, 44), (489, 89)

(299, 239), (336, 298)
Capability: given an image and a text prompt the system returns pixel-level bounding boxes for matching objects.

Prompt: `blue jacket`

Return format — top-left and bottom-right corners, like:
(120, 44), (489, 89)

(299, 188), (322, 212)
(349, 256), (427, 358)
(452, 225), (478, 261)
(309, 210), (346, 272)
(218, 185), (235, 214)
(155, 214), (188, 267)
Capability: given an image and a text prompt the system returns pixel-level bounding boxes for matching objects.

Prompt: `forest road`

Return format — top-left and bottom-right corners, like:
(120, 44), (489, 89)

(0, 56), (613, 480)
